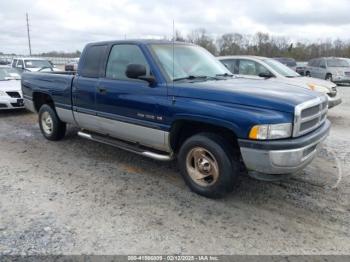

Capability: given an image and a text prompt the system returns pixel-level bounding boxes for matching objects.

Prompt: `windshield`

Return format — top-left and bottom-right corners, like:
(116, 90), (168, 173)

(0, 68), (21, 81)
(24, 59), (52, 68)
(326, 59), (349, 67)
(150, 44), (231, 81)
(263, 58), (300, 77)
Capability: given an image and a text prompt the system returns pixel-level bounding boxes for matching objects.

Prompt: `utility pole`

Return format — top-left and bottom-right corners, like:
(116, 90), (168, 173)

(26, 13), (32, 56)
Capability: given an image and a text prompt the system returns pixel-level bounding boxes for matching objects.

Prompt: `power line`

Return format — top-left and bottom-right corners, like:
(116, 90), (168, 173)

(26, 12), (32, 56)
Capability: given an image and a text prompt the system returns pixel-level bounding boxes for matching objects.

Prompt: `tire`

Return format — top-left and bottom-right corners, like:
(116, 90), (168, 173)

(38, 104), (66, 141)
(325, 73), (333, 82)
(305, 71), (310, 77)
(178, 133), (239, 198)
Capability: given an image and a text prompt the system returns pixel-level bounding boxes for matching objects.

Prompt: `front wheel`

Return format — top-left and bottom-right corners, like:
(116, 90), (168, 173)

(178, 133), (239, 198)
(325, 74), (333, 82)
(38, 104), (66, 141)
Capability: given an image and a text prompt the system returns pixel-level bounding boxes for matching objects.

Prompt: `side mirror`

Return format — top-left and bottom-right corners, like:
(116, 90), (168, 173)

(126, 64), (156, 86)
(258, 72), (274, 78)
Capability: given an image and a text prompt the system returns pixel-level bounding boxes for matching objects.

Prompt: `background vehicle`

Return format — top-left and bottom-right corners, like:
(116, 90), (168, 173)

(305, 57), (350, 84)
(296, 62), (307, 76)
(22, 40), (330, 198)
(0, 66), (24, 109)
(218, 55), (341, 108)
(11, 57), (61, 73)
(0, 58), (11, 65)
(64, 58), (79, 71)
(341, 58), (350, 67)
(273, 57), (297, 71)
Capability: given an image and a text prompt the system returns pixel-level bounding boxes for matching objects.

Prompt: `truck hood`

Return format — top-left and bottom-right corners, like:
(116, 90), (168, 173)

(173, 78), (323, 114)
(0, 79), (21, 92)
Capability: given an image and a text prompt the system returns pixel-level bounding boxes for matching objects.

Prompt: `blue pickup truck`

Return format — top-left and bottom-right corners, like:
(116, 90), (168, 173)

(22, 40), (330, 198)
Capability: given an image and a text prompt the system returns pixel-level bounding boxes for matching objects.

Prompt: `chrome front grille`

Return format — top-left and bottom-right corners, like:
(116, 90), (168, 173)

(293, 96), (328, 137)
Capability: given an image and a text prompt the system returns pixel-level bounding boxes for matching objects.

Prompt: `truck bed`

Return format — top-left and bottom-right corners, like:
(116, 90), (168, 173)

(21, 71), (75, 110)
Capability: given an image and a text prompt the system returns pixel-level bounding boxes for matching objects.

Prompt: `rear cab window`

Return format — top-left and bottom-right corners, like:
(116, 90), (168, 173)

(80, 45), (108, 78)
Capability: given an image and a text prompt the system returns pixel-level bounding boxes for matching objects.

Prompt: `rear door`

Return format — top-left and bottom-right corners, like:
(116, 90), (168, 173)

(72, 44), (108, 131)
(95, 43), (169, 151)
(311, 59), (321, 78)
(319, 59), (327, 79)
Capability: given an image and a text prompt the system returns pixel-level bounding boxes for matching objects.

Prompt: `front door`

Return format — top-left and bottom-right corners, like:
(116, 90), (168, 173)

(72, 44), (108, 131)
(95, 44), (169, 152)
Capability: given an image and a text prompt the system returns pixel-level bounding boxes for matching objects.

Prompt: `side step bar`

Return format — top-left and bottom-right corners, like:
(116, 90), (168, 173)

(77, 131), (173, 161)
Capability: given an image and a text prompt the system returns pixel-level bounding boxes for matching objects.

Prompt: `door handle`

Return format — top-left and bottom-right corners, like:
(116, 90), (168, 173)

(97, 87), (107, 94)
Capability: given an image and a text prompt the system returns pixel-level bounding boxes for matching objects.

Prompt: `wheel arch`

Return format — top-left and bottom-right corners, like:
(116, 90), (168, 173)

(32, 91), (55, 112)
(169, 118), (240, 153)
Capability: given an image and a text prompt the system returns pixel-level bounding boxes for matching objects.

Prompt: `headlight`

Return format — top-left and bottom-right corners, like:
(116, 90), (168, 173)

(307, 83), (329, 93)
(335, 71), (344, 76)
(249, 123), (292, 140)
(0, 91), (6, 96)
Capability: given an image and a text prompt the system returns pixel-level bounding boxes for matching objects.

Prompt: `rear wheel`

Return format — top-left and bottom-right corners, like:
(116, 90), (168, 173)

(305, 71), (311, 77)
(178, 133), (239, 198)
(38, 104), (66, 141)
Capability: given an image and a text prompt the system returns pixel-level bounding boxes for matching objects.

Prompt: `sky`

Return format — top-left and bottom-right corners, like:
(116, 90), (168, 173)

(1, 0), (350, 54)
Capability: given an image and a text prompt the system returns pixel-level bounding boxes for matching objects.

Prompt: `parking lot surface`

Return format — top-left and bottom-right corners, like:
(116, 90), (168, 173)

(0, 87), (349, 255)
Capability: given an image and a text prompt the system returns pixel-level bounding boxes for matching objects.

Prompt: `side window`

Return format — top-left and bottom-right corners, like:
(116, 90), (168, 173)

(313, 59), (320, 68)
(221, 59), (238, 74)
(12, 59), (17, 67)
(238, 60), (256, 75)
(17, 59), (23, 68)
(238, 60), (269, 76)
(319, 59), (326, 68)
(80, 45), (108, 78)
(255, 63), (270, 75)
(106, 44), (150, 80)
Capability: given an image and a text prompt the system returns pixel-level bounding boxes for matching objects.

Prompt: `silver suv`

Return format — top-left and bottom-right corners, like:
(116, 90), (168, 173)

(305, 57), (350, 84)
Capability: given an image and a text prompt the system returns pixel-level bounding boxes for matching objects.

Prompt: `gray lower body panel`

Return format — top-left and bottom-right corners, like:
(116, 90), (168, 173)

(73, 112), (171, 153)
(56, 107), (76, 125)
(23, 98), (35, 112)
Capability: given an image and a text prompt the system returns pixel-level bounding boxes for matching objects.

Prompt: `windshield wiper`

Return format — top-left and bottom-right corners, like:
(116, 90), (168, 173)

(173, 75), (216, 82)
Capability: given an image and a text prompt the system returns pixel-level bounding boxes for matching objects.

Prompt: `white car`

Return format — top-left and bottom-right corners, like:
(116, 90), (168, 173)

(0, 67), (24, 110)
(218, 55), (342, 108)
(11, 57), (61, 72)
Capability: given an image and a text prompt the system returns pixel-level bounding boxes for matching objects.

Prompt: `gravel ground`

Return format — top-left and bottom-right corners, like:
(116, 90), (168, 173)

(0, 87), (350, 255)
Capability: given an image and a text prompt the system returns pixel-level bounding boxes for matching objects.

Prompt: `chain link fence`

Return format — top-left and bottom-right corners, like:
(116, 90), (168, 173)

(0, 55), (74, 65)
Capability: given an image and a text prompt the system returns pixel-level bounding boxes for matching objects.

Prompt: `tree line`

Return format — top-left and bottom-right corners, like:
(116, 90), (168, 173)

(2, 30), (350, 61)
(175, 29), (350, 61)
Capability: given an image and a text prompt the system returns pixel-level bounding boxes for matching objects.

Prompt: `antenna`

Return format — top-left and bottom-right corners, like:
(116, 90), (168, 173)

(172, 19), (175, 86)
(26, 13), (32, 56)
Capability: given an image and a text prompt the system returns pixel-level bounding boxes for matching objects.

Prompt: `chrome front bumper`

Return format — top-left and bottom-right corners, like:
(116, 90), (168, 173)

(333, 75), (350, 83)
(238, 120), (331, 175)
(328, 94), (342, 108)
